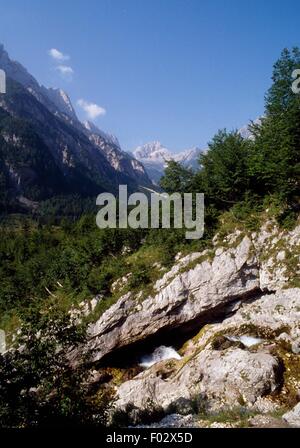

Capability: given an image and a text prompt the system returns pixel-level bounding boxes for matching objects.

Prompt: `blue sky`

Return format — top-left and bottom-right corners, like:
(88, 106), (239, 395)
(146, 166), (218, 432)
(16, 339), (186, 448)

(1, 0), (299, 151)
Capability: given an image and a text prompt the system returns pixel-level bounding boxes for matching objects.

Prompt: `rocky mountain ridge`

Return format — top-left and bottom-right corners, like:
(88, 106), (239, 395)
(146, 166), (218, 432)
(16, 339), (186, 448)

(0, 44), (152, 212)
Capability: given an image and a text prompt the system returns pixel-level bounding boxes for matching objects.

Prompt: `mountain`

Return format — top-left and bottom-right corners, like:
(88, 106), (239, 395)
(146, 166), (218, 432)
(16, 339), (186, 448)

(133, 119), (262, 185)
(41, 87), (77, 120)
(132, 141), (203, 184)
(83, 121), (120, 148)
(0, 44), (152, 214)
(134, 141), (172, 162)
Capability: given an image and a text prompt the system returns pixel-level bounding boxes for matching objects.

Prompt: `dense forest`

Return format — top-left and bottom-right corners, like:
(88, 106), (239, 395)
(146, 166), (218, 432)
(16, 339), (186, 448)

(0, 48), (299, 427)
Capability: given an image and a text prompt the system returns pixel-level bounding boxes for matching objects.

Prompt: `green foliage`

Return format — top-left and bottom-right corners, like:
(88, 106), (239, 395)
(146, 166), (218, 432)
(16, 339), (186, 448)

(0, 217), (146, 324)
(248, 48), (300, 202)
(0, 111), (67, 209)
(266, 47), (300, 116)
(87, 259), (124, 295)
(198, 407), (258, 426)
(128, 264), (151, 290)
(160, 160), (193, 193)
(0, 303), (112, 427)
(195, 130), (251, 208)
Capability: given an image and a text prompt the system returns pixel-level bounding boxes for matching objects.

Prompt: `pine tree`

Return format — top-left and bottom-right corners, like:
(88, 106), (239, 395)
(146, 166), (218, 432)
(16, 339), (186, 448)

(249, 48), (300, 202)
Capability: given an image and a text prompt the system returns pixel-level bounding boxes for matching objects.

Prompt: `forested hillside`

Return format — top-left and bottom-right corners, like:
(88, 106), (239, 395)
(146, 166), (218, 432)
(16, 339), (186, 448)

(0, 48), (299, 428)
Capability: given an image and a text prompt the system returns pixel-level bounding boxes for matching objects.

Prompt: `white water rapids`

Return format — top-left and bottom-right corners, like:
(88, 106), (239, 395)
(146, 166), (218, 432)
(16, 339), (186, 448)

(138, 336), (262, 369)
(226, 335), (263, 347)
(139, 345), (182, 368)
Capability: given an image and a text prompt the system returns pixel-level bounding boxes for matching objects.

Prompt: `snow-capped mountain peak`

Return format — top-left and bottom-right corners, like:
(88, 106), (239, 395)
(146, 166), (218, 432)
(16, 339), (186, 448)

(174, 147), (202, 164)
(133, 141), (203, 184)
(133, 141), (172, 162)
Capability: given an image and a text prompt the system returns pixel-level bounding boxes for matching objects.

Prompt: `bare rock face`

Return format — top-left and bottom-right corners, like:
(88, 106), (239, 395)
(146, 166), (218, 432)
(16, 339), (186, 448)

(87, 222), (299, 365)
(283, 403), (300, 427)
(191, 288), (300, 355)
(115, 347), (281, 415)
(248, 415), (290, 428)
(87, 236), (260, 362)
(114, 288), (300, 419)
(254, 223), (300, 291)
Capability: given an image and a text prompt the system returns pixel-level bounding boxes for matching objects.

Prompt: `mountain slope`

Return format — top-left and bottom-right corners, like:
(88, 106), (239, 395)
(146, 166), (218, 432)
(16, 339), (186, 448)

(0, 45), (152, 213)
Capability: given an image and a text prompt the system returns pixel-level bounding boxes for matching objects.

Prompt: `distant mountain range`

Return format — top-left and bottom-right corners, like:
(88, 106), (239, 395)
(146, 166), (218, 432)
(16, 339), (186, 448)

(133, 119), (261, 184)
(132, 142), (204, 184)
(0, 44), (152, 215)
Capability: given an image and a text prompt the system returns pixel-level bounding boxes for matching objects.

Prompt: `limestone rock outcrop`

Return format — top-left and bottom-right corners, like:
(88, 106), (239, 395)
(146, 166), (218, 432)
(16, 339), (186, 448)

(88, 235), (260, 362)
(87, 222), (299, 364)
(115, 288), (300, 417)
(283, 403), (300, 427)
(116, 347), (281, 414)
(84, 221), (299, 424)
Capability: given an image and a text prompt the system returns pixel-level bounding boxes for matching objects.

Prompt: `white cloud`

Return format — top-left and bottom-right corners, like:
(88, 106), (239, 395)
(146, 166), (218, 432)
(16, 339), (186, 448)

(55, 65), (74, 79)
(48, 48), (70, 61)
(77, 99), (106, 120)
(48, 48), (73, 80)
